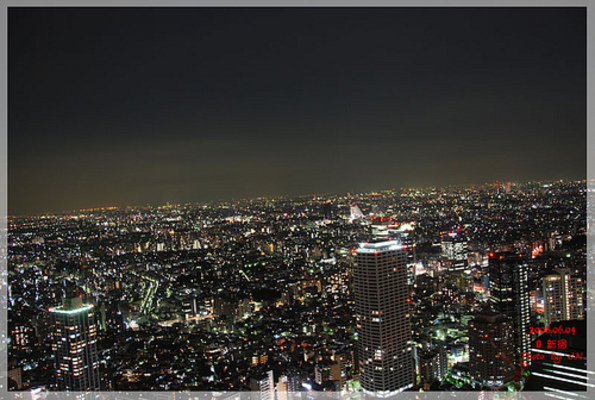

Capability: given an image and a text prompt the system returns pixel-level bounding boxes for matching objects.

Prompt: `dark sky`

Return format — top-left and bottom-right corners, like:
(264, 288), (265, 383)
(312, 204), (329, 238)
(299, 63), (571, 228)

(9, 7), (586, 215)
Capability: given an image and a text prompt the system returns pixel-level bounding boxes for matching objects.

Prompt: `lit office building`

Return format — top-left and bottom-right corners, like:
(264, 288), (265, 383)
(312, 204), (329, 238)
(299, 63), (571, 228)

(354, 240), (414, 396)
(49, 293), (100, 391)
(542, 269), (585, 326)
(468, 307), (515, 388)
(441, 232), (468, 272)
(488, 252), (531, 368)
(418, 346), (447, 387)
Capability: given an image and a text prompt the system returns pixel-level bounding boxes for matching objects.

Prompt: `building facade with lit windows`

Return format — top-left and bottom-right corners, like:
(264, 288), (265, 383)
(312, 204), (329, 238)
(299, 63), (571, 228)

(417, 346), (448, 388)
(50, 294), (100, 391)
(249, 370), (275, 400)
(441, 232), (469, 273)
(353, 240), (414, 396)
(10, 321), (36, 351)
(488, 252), (531, 369)
(468, 307), (515, 388)
(542, 268), (585, 326)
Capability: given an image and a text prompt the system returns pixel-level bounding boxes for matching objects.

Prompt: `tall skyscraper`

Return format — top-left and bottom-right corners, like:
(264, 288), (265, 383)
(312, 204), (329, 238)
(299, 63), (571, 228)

(488, 252), (531, 368)
(468, 307), (515, 388)
(50, 292), (100, 391)
(353, 240), (414, 396)
(542, 268), (585, 325)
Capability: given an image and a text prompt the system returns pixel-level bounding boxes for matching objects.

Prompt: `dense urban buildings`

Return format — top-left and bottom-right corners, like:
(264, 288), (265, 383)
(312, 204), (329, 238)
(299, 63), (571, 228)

(7, 180), (588, 395)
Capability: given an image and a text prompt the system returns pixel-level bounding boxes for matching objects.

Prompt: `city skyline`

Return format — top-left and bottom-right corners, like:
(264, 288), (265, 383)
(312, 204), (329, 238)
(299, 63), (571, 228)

(8, 7), (586, 215)
(8, 179), (587, 393)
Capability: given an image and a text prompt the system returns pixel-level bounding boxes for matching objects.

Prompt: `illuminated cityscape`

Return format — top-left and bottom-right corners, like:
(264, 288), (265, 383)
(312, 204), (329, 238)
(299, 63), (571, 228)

(7, 180), (588, 395)
(7, 6), (587, 399)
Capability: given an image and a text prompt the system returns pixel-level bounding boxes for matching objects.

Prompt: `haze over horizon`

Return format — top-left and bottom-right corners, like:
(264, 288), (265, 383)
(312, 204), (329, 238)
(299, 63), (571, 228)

(7, 177), (584, 217)
(9, 7), (586, 216)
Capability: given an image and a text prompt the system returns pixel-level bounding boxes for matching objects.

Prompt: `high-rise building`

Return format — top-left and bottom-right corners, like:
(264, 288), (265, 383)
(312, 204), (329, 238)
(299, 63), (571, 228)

(354, 240), (414, 396)
(488, 252), (531, 368)
(542, 269), (585, 325)
(276, 376), (289, 400)
(468, 307), (515, 388)
(417, 346), (447, 388)
(389, 223), (416, 285)
(49, 293), (100, 391)
(249, 370), (275, 400)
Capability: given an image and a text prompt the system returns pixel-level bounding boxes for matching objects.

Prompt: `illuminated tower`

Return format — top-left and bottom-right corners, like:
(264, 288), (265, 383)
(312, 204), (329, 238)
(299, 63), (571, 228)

(50, 292), (100, 391)
(468, 307), (515, 388)
(354, 240), (414, 396)
(488, 252), (531, 368)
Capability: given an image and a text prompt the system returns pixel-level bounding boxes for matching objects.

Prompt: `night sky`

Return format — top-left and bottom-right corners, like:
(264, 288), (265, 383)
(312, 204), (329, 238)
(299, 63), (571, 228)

(9, 7), (586, 215)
